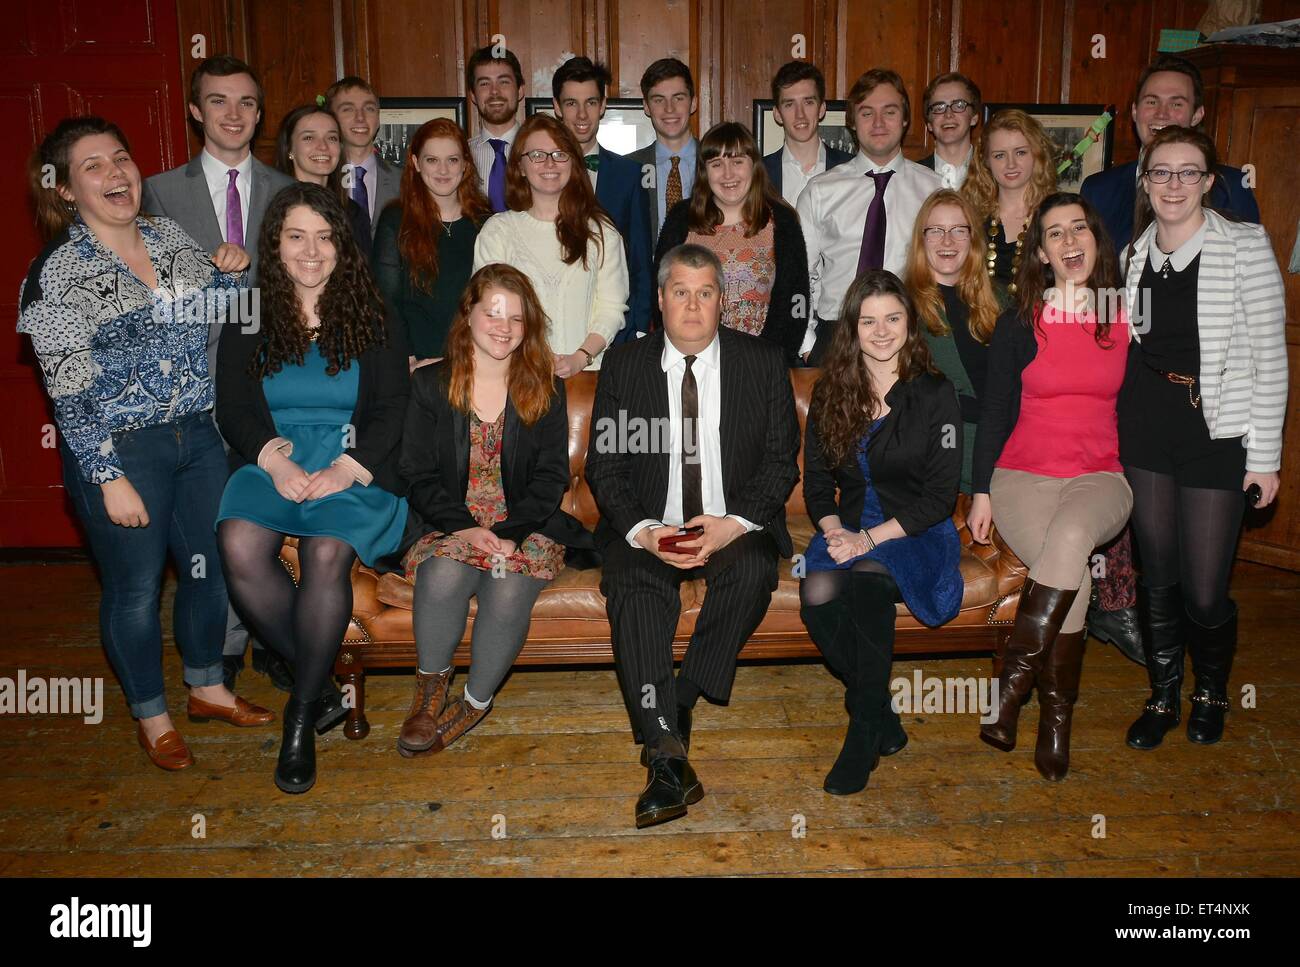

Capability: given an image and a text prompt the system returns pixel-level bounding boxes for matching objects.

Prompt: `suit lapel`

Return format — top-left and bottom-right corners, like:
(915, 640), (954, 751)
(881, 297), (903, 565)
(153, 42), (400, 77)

(184, 155), (224, 253)
(717, 332), (742, 495)
(643, 334), (671, 512)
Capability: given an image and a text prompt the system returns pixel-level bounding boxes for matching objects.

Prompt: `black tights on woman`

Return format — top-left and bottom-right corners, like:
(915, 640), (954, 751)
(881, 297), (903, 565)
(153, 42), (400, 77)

(1124, 466), (1243, 625)
(218, 519), (356, 703)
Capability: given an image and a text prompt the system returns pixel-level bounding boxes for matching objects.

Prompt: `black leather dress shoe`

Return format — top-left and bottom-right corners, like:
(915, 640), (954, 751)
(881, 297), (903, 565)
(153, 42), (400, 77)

(634, 755), (703, 829)
(1087, 599), (1145, 666)
(253, 647), (295, 692)
(222, 655), (244, 692)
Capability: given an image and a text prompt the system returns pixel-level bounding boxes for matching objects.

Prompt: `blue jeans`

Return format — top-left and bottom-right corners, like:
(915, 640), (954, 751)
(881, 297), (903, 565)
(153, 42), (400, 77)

(61, 411), (229, 718)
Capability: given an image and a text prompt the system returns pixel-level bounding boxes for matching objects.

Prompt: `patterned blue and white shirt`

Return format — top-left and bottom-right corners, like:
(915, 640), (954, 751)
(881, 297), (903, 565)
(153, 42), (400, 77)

(18, 214), (244, 483)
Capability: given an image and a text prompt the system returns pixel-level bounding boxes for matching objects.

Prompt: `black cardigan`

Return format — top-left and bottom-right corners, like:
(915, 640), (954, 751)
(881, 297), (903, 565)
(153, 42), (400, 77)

(399, 362), (594, 549)
(803, 371), (962, 536)
(971, 306), (1039, 495)
(651, 199), (810, 365)
(215, 315), (411, 496)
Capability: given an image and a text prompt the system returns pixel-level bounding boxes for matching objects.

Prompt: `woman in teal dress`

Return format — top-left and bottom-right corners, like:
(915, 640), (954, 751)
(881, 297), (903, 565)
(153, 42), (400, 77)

(215, 183), (411, 794)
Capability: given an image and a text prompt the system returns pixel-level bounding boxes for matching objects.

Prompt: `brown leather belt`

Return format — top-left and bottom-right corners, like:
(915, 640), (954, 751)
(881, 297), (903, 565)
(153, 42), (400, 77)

(1144, 361), (1200, 409)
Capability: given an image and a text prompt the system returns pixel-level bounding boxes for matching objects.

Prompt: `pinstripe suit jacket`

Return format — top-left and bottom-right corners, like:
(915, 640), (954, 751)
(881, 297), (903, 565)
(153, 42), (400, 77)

(585, 326), (801, 556)
(1125, 208), (1288, 473)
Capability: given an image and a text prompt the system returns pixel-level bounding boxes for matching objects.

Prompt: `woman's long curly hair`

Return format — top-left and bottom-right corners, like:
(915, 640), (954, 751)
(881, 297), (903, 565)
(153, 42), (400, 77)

(1013, 191), (1121, 347)
(397, 118), (492, 292)
(809, 270), (939, 468)
(443, 263), (556, 426)
(252, 182), (386, 378)
(686, 121), (784, 237)
(962, 109), (1058, 220)
(505, 114), (614, 267)
(903, 189), (1000, 345)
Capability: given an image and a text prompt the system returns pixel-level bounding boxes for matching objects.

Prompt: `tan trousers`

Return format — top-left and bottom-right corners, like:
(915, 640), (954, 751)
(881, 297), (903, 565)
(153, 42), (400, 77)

(990, 469), (1134, 633)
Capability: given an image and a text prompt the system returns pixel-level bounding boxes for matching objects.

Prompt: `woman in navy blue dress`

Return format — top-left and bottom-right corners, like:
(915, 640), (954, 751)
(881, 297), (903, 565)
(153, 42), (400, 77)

(800, 270), (964, 795)
(215, 183), (410, 794)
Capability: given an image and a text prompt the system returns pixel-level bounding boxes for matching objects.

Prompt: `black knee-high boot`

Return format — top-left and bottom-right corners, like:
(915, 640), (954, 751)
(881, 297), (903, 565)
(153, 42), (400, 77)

(1126, 584), (1184, 750)
(1186, 603), (1237, 745)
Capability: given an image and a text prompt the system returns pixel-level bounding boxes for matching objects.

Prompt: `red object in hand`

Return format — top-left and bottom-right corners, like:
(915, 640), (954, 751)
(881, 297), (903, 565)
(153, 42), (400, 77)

(658, 526), (704, 552)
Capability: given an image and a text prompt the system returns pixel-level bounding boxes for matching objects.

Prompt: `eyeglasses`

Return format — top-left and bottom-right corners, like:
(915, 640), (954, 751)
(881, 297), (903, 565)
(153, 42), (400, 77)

(1142, 167), (1209, 185)
(524, 149), (570, 164)
(927, 99), (972, 117)
(922, 225), (972, 241)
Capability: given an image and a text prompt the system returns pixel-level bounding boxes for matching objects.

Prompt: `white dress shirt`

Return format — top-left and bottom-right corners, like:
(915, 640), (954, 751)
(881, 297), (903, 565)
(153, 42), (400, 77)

(796, 150), (941, 355)
(469, 121), (520, 197)
(934, 145), (972, 190)
(199, 149), (252, 244)
(625, 334), (758, 547)
(779, 141), (827, 207)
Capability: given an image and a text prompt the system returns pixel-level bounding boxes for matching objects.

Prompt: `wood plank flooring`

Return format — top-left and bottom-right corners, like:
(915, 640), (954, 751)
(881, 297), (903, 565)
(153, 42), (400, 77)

(1, 559), (1296, 876)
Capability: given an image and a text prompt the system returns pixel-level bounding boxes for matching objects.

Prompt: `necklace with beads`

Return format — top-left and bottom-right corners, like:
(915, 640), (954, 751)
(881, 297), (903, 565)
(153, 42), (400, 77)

(987, 213), (1026, 294)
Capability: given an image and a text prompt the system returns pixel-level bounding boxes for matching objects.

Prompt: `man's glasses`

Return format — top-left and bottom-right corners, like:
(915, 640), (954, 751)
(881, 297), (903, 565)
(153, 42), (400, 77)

(927, 99), (972, 117)
(524, 149), (570, 164)
(921, 225), (972, 241)
(1142, 167), (1209, 185)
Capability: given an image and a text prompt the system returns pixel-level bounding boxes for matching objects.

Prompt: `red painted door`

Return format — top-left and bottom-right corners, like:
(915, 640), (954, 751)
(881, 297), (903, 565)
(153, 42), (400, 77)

(1, 0), (190, 546)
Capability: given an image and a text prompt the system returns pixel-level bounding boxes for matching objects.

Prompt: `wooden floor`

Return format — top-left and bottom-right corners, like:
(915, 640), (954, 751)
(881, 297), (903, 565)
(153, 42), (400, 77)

(1, 559), (1297, 877)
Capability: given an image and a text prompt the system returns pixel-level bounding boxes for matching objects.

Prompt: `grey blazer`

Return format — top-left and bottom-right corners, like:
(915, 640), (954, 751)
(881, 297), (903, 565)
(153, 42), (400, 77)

(627, 144), (659, 257)
(371, 157), (401, 226)
(141, 154), (295, 370)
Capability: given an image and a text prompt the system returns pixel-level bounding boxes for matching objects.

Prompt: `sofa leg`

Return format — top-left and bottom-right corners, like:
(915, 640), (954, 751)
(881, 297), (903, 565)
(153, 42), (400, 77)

(342, 668), (370, 740)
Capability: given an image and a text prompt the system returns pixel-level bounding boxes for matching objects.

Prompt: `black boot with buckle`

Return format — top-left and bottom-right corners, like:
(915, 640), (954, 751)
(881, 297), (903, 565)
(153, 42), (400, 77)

(1186, 604), (1237, 745)
(1126, 584), (1185, 750)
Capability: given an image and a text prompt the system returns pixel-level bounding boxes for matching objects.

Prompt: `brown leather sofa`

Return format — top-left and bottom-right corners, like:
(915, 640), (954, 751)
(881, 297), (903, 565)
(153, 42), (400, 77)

(280, 368), (1027, 739)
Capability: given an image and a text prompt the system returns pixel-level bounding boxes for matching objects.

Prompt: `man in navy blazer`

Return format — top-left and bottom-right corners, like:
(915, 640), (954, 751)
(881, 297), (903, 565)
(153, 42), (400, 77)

(1082, 54), (1259, 253)
(761, 61), (853, 206)
(553, 56), (652, 343)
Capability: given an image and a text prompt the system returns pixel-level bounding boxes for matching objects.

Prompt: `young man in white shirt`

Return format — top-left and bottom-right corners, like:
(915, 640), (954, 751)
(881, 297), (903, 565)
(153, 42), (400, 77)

(627, 58), (699, 253)
(916, 72), (980, 190)
(797, 68), (941, 364)
(761, 61), (854, 207)
(465, 45), (525, 212)
(325, 76), (399, 240)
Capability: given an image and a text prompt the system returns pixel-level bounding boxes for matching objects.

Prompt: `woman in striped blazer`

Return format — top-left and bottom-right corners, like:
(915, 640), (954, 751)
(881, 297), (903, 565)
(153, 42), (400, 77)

(1120, 126), (1288, 750)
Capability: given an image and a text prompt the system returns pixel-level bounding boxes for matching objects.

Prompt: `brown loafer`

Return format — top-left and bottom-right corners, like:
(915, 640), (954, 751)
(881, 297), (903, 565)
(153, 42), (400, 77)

(187, 693), (275, 727)
(426, 698), (490, 754)
(397, 669), (454, 757)
(138, 724), (194, 771)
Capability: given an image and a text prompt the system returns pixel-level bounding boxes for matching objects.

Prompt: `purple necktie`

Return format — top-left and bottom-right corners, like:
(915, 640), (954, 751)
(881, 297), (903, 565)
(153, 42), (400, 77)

(225, 169), (244, 247)
(856, 170), (894, 274)
(352, 165), (371, 238)
(488, 138), (508, 212)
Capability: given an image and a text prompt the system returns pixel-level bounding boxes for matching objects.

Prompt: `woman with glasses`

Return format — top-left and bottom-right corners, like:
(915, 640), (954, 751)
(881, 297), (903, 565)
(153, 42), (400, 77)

(472, 115), (629, 376)
(918, 73), (981, 190)
(903, 189), (1002, 493)
(1120, 126), (1287, 750)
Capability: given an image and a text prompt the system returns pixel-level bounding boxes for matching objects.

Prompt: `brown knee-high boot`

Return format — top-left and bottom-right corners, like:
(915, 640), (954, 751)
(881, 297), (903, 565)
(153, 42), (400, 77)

(1034, 629), (1086, 780)
(980, 579), (1079, 752)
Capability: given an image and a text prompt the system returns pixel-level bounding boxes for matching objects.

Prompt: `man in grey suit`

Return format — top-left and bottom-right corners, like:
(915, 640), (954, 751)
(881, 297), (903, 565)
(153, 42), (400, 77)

(627, 58), (699, 263)
(141, 54), (295, 691)
(326, 76), (401, 240)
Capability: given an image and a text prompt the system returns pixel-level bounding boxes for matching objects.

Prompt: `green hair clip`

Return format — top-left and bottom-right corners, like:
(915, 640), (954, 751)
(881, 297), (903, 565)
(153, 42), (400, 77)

(315, 94), (326, 108)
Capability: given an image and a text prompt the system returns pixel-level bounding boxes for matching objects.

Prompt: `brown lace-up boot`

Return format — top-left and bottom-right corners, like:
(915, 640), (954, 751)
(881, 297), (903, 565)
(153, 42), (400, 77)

(397, 668), (453, 757)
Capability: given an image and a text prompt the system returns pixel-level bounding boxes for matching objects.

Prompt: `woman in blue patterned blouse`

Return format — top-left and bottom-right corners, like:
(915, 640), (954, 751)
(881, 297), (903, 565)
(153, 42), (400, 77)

(18, 116), (273, 772)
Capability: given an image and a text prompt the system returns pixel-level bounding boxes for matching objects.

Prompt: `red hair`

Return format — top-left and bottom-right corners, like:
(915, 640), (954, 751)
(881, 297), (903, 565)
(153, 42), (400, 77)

(397, 119), (492, 293)
(506, 114), (614, 267)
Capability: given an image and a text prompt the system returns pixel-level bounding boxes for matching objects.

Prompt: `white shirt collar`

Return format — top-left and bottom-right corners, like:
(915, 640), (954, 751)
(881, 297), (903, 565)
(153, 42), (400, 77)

(200, 148), (252, 183)
(854, 149), (905, 176)
(934, 146), (972, 186)
(781, 140), (826, 172)
(481, 122), (520, 146)
(661, 330), (721, 372)
(1149, 217), (1209, 273)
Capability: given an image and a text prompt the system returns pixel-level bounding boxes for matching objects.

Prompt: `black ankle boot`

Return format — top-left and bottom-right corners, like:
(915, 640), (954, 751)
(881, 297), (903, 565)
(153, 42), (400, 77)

(823, 716), (880, 795)
(1126, 584), (1184, 750)
(275, 695), (317, 794)
(1186, 605), (1237, 745)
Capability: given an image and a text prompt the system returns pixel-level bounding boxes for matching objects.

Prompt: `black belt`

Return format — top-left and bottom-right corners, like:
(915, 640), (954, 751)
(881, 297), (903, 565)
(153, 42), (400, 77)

(1143, 360), (1200, 409)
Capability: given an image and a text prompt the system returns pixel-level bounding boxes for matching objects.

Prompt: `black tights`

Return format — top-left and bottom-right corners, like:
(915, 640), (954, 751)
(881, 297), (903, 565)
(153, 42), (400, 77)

(218, 519), (356, 703)
(799, 558), (895, 608)
(1124, 465), (1243, 626)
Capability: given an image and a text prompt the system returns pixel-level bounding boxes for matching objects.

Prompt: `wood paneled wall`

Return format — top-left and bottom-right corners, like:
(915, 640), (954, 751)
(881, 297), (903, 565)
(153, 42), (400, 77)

(174, 0), (1300, 166)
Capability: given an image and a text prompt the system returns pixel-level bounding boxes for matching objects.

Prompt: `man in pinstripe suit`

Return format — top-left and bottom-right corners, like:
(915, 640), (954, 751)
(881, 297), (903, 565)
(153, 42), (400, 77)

(586, 243), (801, 829)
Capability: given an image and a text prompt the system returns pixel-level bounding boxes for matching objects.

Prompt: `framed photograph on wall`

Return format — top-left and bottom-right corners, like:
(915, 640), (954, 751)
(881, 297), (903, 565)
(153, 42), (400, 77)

(983, 102), (1115, 193)
(524, 97), (656, 154)
(375, 97), (466, 166)
(752, 99), (853, 156)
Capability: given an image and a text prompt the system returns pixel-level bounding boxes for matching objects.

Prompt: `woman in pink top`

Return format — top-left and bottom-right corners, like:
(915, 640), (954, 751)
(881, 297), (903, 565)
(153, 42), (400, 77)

(967, 193), (1133, 780)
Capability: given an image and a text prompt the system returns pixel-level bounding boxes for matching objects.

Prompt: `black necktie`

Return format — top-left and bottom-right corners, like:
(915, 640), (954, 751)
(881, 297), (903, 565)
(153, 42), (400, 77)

(681, 355), (702, 523)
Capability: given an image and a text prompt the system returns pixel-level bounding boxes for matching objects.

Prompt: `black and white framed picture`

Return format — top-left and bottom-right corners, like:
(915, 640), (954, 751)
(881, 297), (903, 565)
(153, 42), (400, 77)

(752, 99), (852, 156)
(374, 97), (467, 166)
(983, 102), (1115, 193)
(524, 97), (656, 154)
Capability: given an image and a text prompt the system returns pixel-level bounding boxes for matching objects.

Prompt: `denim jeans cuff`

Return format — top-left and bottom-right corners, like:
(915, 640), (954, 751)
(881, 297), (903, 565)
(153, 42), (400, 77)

(184, 662), (226, 688)
(131, 693), (169, 719)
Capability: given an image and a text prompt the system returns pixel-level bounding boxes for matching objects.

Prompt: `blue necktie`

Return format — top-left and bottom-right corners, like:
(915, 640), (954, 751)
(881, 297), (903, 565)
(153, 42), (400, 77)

(488, 138), (508, 212)
(352, 165), (371, 239)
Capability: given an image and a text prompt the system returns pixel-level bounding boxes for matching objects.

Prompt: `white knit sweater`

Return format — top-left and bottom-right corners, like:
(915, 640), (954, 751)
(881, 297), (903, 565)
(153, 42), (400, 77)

(473, 210), (630, 367)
